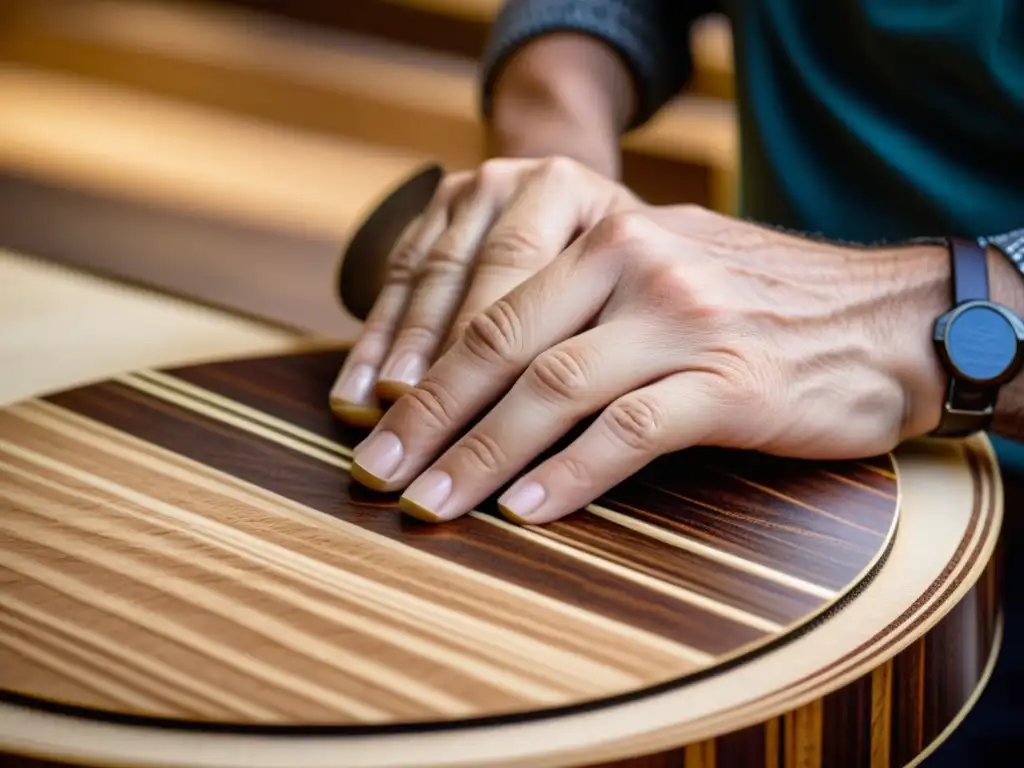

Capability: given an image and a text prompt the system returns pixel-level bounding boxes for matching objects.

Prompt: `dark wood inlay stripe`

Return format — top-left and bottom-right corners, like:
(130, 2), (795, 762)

(41, 382), (771, 654)
(168, 350), (899, 591)
(0, 350), (908, 733)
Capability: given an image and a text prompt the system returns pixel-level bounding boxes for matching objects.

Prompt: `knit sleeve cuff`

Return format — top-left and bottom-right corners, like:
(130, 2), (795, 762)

(982, 228), (1024, 269)
(478, 0), (694, 130)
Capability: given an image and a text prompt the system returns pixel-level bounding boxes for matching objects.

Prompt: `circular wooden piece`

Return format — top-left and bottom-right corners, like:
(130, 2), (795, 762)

(0, 349), (1001, 768)
(0, 349), (897, 729)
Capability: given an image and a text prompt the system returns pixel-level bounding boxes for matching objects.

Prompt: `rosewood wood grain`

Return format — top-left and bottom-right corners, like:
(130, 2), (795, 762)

(0, 350), (1002, 767)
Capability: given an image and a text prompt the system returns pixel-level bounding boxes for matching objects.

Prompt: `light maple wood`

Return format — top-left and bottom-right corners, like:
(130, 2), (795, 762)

(0, 249), (308, 408)
(0, 353), (899, 723)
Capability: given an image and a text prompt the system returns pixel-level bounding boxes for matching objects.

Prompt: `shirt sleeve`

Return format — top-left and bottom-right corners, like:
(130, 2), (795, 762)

(983, 228), (1024, 270)
(478, 0), (711, 130)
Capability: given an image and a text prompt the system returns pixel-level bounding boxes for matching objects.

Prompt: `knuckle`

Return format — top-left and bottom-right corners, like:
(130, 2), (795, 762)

(423, 240), (469, 270)
(525, 347), (591, 403)
(451, 431), (506, 474)
(393, 320), (438, 349)
(641, 263), (700, 314)
(536, 154), (579, 181)
(437, 172), (469, 200)
(388, 239), (423, 278)
(360, 315), (397, 342)
(554, 455), (592, 486)
(718, 364), (770, 412)
(400, 377), (459, 430)
(603, 393), (666, 452)
(483, 226), (547, 269)
(476, 158), (513, 187)
(461, 299), (524, 363)
(589, 211), (657, 253)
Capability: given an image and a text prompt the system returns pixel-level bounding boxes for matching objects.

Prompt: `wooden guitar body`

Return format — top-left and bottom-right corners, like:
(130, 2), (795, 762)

(0, 348), (1002, 768)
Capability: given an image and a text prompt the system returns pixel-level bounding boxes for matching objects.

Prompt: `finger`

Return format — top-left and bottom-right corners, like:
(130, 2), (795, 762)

(330, 184), (453, 424)
(349, 217), (634, 492)
(497, 372), (720, 525)
(375, 184), (503, 400)
(442, 159), (617, 351)
(394, 317), (682, 522)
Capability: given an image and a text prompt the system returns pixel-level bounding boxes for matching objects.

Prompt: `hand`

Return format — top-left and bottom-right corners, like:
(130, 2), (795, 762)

(329, 157), (642, 427)
(349, 206), (952, 524)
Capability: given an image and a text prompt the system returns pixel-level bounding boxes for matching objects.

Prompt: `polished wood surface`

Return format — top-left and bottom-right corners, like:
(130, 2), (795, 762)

(0, 348), (896, 726)
(0, 347), (1003, 767)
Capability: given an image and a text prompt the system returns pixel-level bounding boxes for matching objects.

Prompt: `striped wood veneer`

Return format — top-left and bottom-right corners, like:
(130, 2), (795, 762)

(0, 349), (898, 728)
(0, 349), (1003, 767)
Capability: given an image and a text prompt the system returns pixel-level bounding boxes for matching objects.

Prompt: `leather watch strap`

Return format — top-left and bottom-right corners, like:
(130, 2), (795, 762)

(931, 237), (995, 437)
(949, 236), (989, 303)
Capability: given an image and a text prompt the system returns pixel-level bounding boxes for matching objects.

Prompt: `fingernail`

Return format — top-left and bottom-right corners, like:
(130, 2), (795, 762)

(330, 403), (383, 428)
(351, 431), (403, 489)
(498, 479), (546, 523)
(399, 470), (452, 522)
(378, 353), (426, 388)
(332, 364), (376, 404)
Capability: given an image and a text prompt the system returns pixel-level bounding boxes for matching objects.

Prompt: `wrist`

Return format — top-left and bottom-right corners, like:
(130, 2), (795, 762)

(488, 33), (628, 177)
(892, 242), (1024, 440)
(487, 123), (620, 178)
(884, 244), (951, 440)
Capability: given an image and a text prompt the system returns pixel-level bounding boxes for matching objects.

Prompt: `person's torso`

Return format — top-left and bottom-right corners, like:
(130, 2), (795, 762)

(720, 0), (1024, 242)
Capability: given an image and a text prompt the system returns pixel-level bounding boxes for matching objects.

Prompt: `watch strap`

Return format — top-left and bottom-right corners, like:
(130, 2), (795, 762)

(931, 237), (996, 437)
(949, 236), (988, 303)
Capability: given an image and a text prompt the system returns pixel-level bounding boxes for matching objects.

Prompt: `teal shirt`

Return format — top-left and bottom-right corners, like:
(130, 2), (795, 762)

(726, 0), (1024, 242)
(482, 0), (1023, 242)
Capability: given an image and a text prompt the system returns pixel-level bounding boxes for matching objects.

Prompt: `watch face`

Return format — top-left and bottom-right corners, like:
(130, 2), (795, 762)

(945, 304), (1020, 383)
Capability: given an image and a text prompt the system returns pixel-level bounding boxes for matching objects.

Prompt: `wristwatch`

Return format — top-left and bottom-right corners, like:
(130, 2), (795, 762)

(931, 237), (1024, 437)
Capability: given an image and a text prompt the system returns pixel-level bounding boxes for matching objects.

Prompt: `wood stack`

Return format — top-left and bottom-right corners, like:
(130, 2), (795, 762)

(0, 0), (736, 337)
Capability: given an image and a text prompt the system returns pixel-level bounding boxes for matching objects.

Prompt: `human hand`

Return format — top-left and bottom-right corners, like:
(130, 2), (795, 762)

(349, 206), (952, 524)
(329, 157), (642, 427)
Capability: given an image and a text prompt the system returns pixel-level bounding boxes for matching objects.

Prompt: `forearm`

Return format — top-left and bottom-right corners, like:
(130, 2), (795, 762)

(487, 33), (633, 177)
(479, 0), (701, 178)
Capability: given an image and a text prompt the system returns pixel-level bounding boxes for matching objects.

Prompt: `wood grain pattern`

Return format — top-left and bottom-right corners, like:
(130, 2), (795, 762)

(0, 350), (1003, 767)
(0, 349), (897, 730)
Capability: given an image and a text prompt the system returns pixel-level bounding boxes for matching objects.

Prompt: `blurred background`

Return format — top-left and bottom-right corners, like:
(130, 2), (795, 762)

(0, 0), (737, 339)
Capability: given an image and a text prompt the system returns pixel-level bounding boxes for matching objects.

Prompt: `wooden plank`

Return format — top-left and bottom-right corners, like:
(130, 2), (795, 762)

(0, 67), (435, 336)
(0, 247), (304, 407)
(0, 172), (352, 338)
(0, 66), (431, 240)
(214, 0), (735, 98)
(0, 0), (735, 208)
